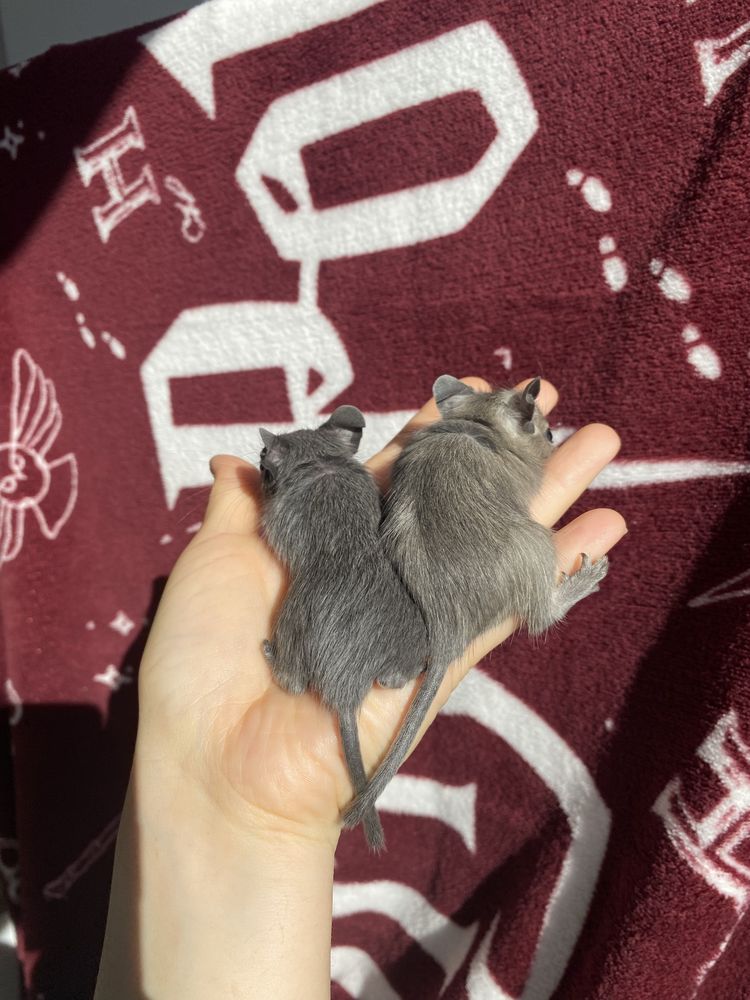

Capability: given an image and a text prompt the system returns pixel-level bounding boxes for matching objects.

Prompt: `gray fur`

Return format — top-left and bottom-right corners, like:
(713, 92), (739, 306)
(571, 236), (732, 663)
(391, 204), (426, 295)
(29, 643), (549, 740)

(343, 376), (608, 829)
(259, 405), (428, 851)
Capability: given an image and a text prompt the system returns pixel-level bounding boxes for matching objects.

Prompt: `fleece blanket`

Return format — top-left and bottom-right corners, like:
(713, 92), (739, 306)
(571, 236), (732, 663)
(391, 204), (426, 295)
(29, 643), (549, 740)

(1, 1), (749, 997)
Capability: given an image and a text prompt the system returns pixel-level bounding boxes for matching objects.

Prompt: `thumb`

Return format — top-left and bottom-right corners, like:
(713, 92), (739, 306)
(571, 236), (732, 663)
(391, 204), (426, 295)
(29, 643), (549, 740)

(200, 454), (262, 537)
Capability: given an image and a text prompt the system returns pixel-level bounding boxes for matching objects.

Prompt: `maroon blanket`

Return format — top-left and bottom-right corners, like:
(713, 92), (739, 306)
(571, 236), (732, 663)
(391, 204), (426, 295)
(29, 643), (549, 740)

(1, 1), (750, 996)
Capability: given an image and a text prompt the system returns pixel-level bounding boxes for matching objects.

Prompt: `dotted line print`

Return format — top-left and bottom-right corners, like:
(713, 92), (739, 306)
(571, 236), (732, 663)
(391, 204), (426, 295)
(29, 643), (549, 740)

(159, 520), (202, 547)
(566, 168), (722, 380)
(55, 272), (126, 359)
(565, 169), (628, 294)
(649, 259), (721, 380)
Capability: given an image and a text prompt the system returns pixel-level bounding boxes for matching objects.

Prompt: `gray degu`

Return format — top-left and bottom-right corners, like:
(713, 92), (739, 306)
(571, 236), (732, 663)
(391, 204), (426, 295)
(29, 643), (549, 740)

(257, 376), (608, 851)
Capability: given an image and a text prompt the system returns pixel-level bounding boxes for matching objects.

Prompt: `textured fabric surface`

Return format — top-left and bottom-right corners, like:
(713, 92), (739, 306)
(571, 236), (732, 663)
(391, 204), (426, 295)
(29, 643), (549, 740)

(1, 1), (749, 997)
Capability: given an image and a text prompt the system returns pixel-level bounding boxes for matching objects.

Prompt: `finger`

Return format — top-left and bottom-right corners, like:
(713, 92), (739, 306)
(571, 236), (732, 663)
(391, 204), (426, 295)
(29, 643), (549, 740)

(553, 506), (628, 574)
(200, 454), (262, 537)
(366, 375), (559, 487)
(531, 423), (622, 528)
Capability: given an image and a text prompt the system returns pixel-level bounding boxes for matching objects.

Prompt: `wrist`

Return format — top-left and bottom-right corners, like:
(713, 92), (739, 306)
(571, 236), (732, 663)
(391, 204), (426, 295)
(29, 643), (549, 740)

(96, 750), (338, 1000)
(134, 730), (342, 852)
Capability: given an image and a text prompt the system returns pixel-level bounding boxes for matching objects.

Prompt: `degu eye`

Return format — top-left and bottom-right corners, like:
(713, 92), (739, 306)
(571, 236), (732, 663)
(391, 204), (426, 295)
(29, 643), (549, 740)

(545, 429), (553, 442)
(260, 447), (267, 461)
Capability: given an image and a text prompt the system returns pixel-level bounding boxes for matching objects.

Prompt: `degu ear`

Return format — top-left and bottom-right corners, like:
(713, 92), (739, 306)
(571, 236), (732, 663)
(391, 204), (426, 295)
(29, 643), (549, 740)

(320, 405), (366, 454)
(515, 377), (542, 433)
(259, 428), (276, 450)
(433, 375), (477, 417)
(258, 427), (284, 478)
(523, 377), (542, 405)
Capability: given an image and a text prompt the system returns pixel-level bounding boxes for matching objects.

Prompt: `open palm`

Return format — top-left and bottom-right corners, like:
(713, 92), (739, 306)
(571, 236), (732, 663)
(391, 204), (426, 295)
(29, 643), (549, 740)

(134, 377), (626, 846)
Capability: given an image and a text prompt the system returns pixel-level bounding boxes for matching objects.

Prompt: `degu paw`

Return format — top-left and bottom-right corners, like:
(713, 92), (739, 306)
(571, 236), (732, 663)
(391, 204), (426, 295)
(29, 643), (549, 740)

(377, 669), (412, 689)
(557, 553), (609, 610)
(262, 639), (276, 664)
(575, 552), (609, 591)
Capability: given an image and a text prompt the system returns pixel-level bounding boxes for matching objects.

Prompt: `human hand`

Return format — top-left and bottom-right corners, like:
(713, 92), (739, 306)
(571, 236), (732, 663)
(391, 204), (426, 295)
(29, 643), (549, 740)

(135, 377), (626, 850)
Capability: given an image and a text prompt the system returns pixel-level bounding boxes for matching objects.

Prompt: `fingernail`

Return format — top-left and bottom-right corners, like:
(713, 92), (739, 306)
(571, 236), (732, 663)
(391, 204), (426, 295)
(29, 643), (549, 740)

(209, 457), (217, 478)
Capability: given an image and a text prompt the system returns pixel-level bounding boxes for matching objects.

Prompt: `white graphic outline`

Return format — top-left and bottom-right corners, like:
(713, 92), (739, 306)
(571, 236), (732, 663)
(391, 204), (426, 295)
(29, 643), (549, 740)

(43, 814), (121, 900)
(331, 946), (401, 999)
(467, 915), (512, 999)
(333, 880), (478, 994)
(654, 710), (750, 910)
(695, 20), (750, 106)
(140, 20), (538, 507)
(654, 710), (750, 995)
(140, 0), (388, 118)
(442, 670), (611, 999)
(0, 350), (78, 570)
(688, 567), (750, 609)
(591, 458), (750, 489)
(164, 174), (206, 243)
(237, 22), (538, 261)
(378, 775), (477, 852)
(74, 106), (161, 244)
